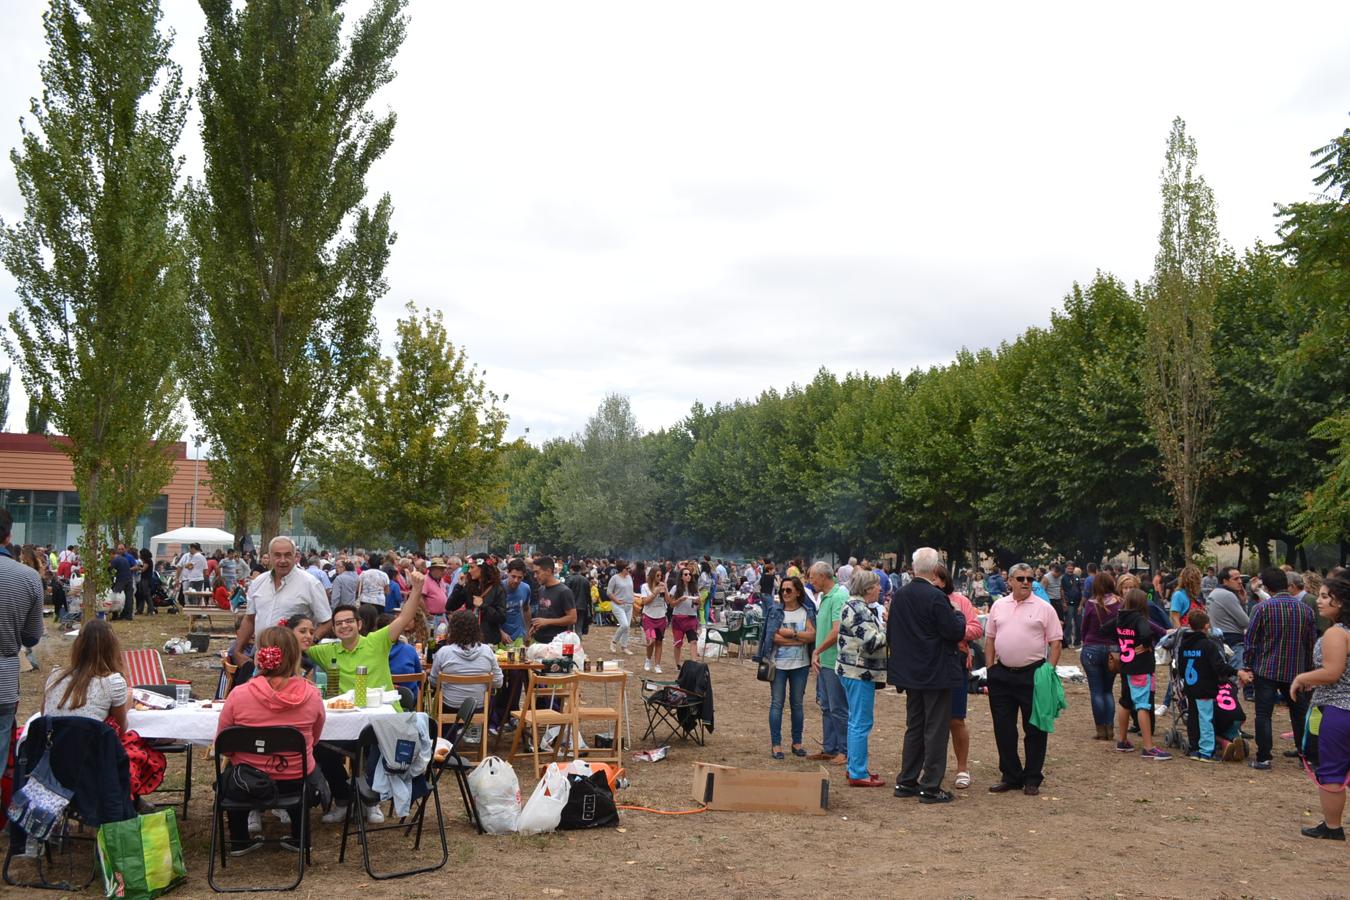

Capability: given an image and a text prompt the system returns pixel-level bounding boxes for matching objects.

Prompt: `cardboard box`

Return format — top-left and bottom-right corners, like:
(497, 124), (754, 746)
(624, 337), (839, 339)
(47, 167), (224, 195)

(691, 763), (829, 815)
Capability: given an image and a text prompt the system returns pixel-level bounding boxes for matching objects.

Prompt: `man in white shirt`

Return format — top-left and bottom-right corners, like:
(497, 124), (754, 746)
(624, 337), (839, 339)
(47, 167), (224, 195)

(177, 543), (209, 592)
(232, 536), (333, 664)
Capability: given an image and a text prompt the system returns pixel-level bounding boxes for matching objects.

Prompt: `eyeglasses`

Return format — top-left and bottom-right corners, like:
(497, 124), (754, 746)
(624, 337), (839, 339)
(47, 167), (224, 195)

(1013, 576), (1033, 584)
(333, 618), (358, 627)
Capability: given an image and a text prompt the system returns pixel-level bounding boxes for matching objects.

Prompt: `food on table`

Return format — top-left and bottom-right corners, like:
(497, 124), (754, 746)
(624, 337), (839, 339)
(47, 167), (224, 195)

(327, 698), (355, 710)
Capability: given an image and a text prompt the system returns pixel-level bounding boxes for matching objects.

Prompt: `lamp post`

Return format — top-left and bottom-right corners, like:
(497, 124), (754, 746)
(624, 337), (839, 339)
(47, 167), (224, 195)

(191, 433), (202, 527)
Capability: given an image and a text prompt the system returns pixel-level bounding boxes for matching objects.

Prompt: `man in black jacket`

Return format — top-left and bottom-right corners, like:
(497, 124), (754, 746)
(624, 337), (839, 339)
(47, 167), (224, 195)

(888, 547), (967, 804)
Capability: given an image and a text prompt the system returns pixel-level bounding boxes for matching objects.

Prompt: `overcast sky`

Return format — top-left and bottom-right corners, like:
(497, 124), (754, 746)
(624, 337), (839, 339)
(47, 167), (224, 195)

(2, 1), (1348, 444)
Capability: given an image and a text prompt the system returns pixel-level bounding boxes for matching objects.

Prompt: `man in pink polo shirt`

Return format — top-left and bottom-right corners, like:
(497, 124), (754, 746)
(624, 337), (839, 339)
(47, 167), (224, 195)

(984, 562), (1063, 796)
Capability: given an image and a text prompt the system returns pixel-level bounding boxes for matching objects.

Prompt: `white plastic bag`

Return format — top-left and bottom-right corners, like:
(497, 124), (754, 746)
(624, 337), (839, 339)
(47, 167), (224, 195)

(516, 763), (570, 835)
(466, 756), (521, 835)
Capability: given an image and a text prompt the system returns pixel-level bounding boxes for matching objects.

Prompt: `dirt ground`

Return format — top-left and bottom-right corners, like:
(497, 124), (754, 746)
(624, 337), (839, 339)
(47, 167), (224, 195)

(8, 614), (1345, 900)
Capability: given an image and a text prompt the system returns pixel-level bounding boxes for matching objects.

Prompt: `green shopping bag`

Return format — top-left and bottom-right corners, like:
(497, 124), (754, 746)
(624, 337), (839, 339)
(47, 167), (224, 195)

(96, 809), (187, 899)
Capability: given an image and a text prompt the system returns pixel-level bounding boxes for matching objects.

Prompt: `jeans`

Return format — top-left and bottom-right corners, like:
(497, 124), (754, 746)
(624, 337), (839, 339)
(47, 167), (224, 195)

(1080, 644), (1117, 727)
(768, 665), (808, 747)
(0, 702), (16, 778)
(815, 667), (849, 756)
(1253, 675), (1308, 763)
(1064, 603), (1081, 646)
(1219, 633), (1245, 672)
(841, 677), (876, 780)
(612, 604), (632, 649)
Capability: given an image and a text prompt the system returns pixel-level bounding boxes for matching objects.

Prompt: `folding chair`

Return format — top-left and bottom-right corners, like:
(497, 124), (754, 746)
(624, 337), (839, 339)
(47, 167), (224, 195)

(434, 673), (493, 762)
(392, 671), (427, 713)
(701, 616), (745, 661)
(123, 649), (193, 819)
(640, 675), (707, 745)
(431, 698), (485, 835)
(208, 726), (312, 893)
(337, 714), (448, 880)
(509, 672), (580, 778)
(3, 717), (135, 892)
(576, 670), (627, 767)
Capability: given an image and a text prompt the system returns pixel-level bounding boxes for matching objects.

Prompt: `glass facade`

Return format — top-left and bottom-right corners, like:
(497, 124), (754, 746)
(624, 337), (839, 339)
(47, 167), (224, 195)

(0, 489), (168, 549)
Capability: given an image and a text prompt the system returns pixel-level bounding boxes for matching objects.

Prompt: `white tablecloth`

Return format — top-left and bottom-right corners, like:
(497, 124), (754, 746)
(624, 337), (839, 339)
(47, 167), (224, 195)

(127, 702), (398, 745)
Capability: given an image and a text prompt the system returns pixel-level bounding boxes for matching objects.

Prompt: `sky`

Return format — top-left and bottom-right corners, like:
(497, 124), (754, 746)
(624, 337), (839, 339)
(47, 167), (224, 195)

(1, 0), (1349, 444)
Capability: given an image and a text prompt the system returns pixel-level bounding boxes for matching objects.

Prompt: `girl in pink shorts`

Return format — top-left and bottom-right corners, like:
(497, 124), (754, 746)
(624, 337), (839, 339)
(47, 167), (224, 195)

(642, 568), (670, 674)
(669, 566), (702, 668)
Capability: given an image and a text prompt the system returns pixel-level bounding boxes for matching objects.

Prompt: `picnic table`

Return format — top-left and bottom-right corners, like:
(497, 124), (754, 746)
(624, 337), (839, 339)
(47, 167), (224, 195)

(128, 696), (401, 746)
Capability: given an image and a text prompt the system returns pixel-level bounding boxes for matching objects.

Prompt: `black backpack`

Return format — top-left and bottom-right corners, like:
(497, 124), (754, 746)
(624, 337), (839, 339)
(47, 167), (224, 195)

(558, 770), (618, 830)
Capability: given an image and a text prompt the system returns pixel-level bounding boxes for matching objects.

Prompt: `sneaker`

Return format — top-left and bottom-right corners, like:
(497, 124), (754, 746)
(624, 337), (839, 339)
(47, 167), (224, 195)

(1141, 747), (1172, 761)
(270, 809), (291, 825)
(1248, 759), (1272, 771)
(1301, 821), (1346, 841)
(488, 725), (501, 737)
(1114, 741), (1134, 752)
(653, 665), (662, 674)
(643, 659), (652, 672)
(229, 838), (264, 857)
(1187, 752), (1218, 763)
(609, 641), (616, 653)
(366, 804), (385, 825)
(247, 810), (263, 835)
(623, 647), (634, 656)
(321, 804), (349, 824)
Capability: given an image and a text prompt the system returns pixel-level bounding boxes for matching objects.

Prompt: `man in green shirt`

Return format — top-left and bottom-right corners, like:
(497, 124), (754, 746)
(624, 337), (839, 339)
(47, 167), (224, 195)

(809, 561), (850, 764)
(309, 570), (423, 706)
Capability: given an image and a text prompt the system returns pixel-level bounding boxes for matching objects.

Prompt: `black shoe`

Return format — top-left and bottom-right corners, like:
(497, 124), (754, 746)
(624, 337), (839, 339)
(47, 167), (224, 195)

(1301, 822), (1346, 841)
(1282, 750), (1302, 759)
(1023, 784), (1041, 796)
(893, 781), (920, 798)
(1248, 759), (1272, 770)
(987, 781), (1021, 794)
(918, 788), (954, 804)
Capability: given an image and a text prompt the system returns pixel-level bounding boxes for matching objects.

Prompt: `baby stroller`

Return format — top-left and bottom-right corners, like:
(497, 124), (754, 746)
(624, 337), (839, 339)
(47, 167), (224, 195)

(1159, 636), (1192, 755)
(1160, 629), (1247, 759)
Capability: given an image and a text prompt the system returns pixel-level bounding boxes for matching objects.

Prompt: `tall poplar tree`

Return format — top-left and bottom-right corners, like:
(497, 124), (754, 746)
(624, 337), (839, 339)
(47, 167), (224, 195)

(1141, 117), (1220, 561)
(187, 0), (408, 545)
(1, 0), (187, 610)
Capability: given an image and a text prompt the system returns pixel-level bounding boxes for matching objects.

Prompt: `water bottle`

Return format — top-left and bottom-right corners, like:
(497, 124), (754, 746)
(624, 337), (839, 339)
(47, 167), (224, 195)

(353, 664), (368, 707)
(326, 656), (340, 698)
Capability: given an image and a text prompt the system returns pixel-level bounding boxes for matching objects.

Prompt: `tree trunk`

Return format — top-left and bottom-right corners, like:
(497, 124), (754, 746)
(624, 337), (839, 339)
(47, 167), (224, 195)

(968, 526), (980, 577)
(1296, 544), (1308, 571)
(1146, 522), (1165, 574)
(81, 469), (105, 623)
(232, 516), (250, 555)
(1236, 537), (1245, 572)
(1257, 537), (1272, 570)
(1282, 537), (1296, 568)
(261, 491), (283, 552)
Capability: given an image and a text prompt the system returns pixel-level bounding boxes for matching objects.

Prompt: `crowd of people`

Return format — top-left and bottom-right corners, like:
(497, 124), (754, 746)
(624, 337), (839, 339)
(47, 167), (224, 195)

(2, 510), (1348, 846)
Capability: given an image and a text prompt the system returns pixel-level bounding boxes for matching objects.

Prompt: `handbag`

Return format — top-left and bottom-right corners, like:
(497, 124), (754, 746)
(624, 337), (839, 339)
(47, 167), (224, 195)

(6, 742), (73, 843)
(1107, 649), (1121, 674)
(220, 762), (278, 806)
(97, 808), (187, 900)
(756, 654), (776, 683)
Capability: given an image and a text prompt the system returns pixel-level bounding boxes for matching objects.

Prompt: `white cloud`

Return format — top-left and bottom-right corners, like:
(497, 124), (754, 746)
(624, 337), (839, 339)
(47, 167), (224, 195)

(2, 0), (1348, 441)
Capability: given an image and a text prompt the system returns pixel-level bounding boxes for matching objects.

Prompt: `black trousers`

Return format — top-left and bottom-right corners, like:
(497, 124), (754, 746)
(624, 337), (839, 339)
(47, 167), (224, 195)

(897, 687), (952, 792)
(226, 777), (308, 848)
(987, 661), (1049, 787)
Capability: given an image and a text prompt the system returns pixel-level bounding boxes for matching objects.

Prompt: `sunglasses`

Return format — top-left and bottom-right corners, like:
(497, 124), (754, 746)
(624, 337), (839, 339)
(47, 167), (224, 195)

(1013, 576), (1033, 583)
(780, 587), (795, 595)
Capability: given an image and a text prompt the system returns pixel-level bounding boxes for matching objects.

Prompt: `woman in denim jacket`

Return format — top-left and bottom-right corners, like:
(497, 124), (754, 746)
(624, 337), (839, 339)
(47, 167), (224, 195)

(755, 576), (816, 759)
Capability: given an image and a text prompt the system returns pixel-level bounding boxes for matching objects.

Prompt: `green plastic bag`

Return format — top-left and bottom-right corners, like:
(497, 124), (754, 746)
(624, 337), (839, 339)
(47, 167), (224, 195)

(97, 809), (187, 899)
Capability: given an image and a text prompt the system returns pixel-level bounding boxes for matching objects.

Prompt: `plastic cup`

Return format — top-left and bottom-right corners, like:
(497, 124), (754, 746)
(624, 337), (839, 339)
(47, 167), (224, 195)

(174, 684), (191, 706)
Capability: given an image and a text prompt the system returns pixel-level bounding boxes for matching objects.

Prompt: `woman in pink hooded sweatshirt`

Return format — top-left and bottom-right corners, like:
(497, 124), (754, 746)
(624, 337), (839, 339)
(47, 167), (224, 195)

(217, 626), (326, 855)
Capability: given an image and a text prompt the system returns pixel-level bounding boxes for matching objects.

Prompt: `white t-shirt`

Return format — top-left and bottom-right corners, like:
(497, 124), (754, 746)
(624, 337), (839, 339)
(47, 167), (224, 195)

(642, 583), (668, 619)
(180, 552), (208, 582)
(775, 607), (809, 670)
(357, 568), (389, 607)
(670, 587), (698, 618)
(44, 671), (128, 720)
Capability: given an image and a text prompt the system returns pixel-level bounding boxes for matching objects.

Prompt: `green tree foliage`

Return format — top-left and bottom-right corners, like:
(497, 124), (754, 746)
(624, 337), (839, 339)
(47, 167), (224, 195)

(488, 439), (578, 554)
(302, 454), (387, 551)
(550, 394), (657, 554)
(1141, 117), (1220, 561)
(1, 0), (187, 611)
(340, 304), (507, 552)
(25, 392), (50, 434)
(186, 0), (408, 545)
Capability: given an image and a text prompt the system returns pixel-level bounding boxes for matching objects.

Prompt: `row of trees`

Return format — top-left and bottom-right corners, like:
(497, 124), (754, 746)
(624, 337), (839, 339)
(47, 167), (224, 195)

(490, 118), (1350, 570)
(3, 1), (508, 607)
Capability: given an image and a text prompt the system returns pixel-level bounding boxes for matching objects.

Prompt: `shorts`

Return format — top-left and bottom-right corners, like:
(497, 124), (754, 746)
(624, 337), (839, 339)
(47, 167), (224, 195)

(1315, 705), (1350, 786)
(671, 614), (700, 647)
(1119, 673), (1154, 712)
(641, 614), (667, 643)
(950, 683), (968, 720)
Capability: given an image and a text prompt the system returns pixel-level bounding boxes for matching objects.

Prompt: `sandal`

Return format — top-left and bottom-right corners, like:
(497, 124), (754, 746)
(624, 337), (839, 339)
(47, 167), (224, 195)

(955, 771), (971, 789)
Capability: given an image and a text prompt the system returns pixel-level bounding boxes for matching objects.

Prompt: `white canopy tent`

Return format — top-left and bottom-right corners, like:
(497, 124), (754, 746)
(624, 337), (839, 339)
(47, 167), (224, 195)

(149, 526), (236, 550)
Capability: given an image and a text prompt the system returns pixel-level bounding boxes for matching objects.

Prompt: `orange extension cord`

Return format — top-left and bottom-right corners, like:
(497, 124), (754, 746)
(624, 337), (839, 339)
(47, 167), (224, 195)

(616, 803), (708, 815)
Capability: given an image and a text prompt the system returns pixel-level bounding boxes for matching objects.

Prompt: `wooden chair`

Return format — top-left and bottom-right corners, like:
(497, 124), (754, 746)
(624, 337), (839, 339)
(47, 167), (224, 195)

(393, 671), (428, 713)
(219, 658), (238, 700)
(509, 672), (580, 778)
(434, 673), (493, 763)
(576, 670), (626, 767)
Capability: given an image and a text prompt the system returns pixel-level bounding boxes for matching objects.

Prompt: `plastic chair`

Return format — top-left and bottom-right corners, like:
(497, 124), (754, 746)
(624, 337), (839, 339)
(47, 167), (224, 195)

(434, 673), (493, 762)
(509, 672), (580, 778)
(208, 726), (312, 893)
(336, 714), (448, 880)
(576, 670), (626, 767)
